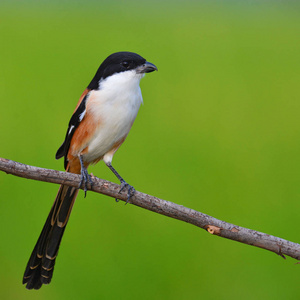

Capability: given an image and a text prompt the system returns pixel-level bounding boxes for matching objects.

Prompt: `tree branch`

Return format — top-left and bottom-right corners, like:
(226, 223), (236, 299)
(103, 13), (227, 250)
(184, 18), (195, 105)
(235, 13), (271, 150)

(1, 157), (300, 261)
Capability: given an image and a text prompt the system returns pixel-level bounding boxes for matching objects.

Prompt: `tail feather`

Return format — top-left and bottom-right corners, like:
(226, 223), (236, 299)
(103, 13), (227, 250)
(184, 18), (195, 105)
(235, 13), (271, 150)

(23, 184), (78, 290)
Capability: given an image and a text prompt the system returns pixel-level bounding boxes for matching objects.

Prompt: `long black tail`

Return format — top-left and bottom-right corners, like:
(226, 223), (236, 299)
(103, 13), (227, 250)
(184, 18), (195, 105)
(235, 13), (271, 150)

(23, 184), (78, 289)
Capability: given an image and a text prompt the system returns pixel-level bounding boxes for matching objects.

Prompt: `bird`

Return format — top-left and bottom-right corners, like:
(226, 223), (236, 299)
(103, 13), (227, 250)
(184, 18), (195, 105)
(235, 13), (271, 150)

(22, 51), (157, 290)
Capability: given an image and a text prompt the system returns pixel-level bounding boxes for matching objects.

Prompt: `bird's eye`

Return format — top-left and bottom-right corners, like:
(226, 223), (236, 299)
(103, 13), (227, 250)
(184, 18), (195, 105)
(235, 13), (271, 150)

(121, 61), (130, 69)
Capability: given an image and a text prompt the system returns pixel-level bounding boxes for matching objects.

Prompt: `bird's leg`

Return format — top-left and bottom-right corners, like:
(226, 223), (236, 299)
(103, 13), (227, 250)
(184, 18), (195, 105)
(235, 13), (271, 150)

(106, 163), (135, 203)
(78, 155), (93, 197)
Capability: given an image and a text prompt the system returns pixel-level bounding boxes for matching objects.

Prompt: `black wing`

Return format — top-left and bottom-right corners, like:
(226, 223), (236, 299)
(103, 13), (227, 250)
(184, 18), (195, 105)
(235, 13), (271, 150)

(55, 94), (88, 169)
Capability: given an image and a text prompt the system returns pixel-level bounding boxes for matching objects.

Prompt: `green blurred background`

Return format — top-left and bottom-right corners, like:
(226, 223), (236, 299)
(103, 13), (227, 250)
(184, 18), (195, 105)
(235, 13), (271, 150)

(1, 0), (300, 299)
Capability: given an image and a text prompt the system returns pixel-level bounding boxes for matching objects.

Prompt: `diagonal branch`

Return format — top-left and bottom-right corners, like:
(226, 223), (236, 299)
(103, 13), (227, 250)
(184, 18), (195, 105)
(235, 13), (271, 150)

(1, 157), (300, 261)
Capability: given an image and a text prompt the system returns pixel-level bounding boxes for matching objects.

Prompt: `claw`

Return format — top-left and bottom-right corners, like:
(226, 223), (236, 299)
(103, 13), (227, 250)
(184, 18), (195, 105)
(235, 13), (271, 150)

(116, 180), (135, 204)
(78, 156), (93, 197)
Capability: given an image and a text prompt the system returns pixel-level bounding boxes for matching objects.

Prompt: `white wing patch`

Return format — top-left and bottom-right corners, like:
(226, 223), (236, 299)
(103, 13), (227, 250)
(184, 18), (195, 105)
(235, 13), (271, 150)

(67, 109), (85, 136)
(68, 125), (75, 135)
(79, 110), (86, 121)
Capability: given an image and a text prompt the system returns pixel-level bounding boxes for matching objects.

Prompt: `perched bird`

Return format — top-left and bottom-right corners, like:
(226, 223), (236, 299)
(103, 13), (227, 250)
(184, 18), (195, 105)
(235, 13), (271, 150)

(23, 51), (157, 289)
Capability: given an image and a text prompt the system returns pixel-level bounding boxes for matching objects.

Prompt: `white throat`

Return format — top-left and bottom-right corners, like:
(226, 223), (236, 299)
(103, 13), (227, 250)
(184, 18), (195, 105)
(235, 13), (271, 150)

(98, 70), (145, 103)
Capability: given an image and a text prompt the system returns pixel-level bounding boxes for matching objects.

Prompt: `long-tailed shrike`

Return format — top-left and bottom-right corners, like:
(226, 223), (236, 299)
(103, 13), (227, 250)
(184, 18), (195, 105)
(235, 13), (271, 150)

(23, 51), (157, 289)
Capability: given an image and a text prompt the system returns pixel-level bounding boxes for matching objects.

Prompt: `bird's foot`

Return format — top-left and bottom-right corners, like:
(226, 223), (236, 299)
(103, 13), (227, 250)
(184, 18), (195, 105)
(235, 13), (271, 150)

(116, 180), (135, 204)
(79, 167), (93, 197)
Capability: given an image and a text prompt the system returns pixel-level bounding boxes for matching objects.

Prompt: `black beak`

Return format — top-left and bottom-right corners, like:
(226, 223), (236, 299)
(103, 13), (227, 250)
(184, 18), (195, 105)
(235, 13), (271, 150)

(137, 61), (158, 73)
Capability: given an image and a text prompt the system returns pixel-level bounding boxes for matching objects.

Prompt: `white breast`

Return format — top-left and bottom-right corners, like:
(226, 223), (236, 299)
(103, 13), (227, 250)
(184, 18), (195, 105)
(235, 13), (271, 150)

(83, 70), (144, 163)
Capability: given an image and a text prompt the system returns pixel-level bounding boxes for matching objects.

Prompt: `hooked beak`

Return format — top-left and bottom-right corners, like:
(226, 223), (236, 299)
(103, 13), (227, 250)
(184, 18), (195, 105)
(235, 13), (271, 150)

(137, 61), (158, 74)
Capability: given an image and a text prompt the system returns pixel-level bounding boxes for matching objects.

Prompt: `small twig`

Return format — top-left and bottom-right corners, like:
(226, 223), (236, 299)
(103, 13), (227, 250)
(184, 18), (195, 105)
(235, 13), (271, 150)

(1, 157), (300, 261)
